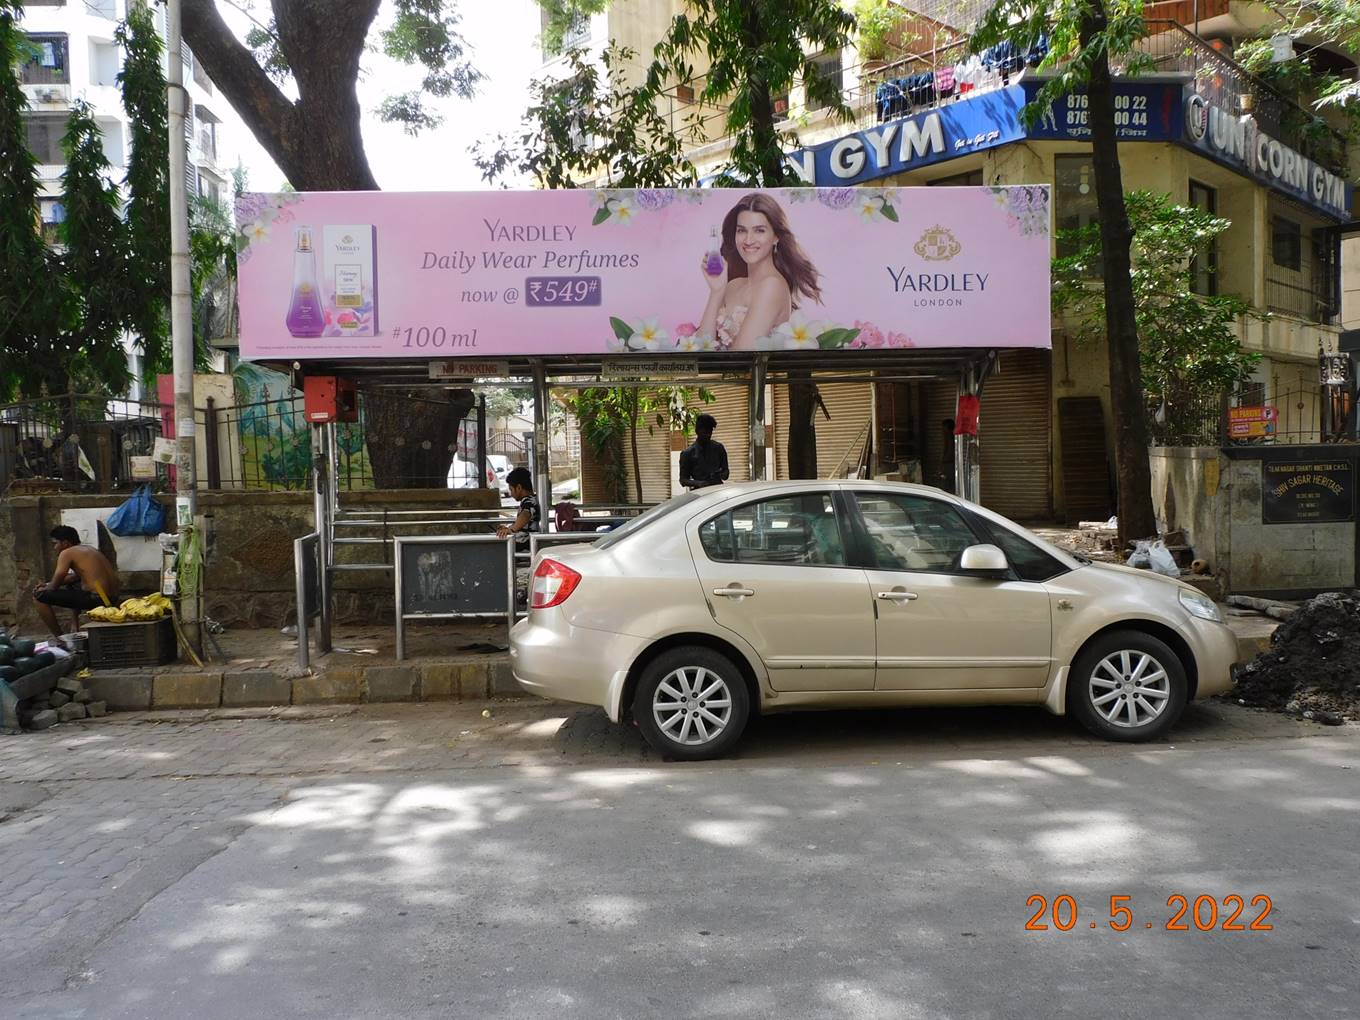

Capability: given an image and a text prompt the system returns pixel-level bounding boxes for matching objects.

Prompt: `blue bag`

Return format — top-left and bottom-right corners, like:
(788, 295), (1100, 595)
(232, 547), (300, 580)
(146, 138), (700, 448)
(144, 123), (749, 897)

(106, 484), (166, 537)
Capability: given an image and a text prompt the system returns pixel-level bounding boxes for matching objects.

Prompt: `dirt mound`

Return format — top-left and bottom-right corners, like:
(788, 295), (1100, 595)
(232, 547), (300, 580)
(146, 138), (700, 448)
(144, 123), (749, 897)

(1231, 592), (1360, 721)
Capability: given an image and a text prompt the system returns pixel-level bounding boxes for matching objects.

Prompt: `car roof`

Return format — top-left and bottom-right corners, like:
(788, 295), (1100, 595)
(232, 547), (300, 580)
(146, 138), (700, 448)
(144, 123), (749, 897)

(680, 478), (958, 504)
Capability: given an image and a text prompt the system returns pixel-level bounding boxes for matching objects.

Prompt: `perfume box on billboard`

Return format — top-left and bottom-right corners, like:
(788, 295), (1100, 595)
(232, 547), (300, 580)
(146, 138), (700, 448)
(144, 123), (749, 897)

(323, 225), (377, 336)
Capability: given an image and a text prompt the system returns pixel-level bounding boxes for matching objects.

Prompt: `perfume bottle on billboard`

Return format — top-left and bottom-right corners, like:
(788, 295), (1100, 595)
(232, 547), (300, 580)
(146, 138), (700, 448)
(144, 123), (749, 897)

(285, 225), (324, 337)
(704, 226), (725, 277)
(324, 225), (378, 336)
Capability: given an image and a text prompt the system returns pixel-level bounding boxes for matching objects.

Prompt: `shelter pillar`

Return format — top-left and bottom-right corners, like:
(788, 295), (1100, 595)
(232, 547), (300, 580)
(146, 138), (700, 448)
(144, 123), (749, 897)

(532, 361), (551, 511)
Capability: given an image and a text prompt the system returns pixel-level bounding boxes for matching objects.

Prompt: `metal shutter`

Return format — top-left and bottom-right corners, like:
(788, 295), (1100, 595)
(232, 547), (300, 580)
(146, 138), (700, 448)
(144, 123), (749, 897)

(1057, 396), (1113, 522)
(979, 350), (1052, 521)
(699, 384), (751, 483)
(772, 381), (873, 479)
(622, 419), (672, 503)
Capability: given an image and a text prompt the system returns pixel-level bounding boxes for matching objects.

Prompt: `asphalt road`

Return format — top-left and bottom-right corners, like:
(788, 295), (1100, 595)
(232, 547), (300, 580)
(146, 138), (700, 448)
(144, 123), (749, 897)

(1, 701), (1356, 1019)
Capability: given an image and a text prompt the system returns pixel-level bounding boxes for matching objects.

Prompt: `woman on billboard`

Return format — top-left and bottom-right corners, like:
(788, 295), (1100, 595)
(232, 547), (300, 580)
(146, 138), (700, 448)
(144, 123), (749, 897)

(698, 192), (824, 350)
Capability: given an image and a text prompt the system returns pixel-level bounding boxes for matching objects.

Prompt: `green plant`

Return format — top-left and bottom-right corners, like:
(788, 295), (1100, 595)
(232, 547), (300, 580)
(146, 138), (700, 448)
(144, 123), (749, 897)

(853, 0), (908, 62)
(1054, 190), (1262, 443)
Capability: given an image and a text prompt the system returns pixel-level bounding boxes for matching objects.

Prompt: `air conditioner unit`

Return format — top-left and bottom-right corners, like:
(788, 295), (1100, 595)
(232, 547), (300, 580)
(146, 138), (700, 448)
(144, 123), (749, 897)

(37, 87), (68, 104)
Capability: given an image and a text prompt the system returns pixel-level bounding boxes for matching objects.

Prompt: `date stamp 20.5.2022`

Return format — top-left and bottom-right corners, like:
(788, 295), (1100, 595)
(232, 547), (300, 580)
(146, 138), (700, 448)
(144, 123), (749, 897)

(1025, 894), (1274, 933)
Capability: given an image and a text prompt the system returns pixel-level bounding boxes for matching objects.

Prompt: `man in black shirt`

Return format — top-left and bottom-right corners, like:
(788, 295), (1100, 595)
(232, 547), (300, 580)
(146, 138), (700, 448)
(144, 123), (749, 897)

(679, 413), (730, 490)
(496, 468), (541, 544)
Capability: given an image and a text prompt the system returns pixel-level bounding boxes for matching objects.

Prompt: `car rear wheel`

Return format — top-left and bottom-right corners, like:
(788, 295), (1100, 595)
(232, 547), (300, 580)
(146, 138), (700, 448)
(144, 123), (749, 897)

(1069, 630), (1188, 742)
(633, 647), (750, 761)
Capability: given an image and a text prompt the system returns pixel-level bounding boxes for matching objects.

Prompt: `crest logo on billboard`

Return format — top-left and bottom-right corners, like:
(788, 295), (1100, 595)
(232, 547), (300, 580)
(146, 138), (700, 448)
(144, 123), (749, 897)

(914, 225), (962, 262)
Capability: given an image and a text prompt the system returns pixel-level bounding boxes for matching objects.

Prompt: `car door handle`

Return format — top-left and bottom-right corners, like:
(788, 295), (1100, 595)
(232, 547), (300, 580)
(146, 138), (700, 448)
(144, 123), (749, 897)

(713, 587), (756, 598)
(876, 590), (919, 602)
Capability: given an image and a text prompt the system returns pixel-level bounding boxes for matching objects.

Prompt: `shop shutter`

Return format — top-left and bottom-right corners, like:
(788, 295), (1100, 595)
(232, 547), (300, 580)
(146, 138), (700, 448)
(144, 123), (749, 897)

(1057, 396), (1112, 522)
(979, 350), (1052, 521)
(622, 418), (672, 504)
(772, 381), (873, 479)
(924, 378), (958, 491)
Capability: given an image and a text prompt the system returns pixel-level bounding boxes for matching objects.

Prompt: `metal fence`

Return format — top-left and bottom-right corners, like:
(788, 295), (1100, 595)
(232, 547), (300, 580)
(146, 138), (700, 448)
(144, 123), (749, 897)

(1148, 387), (1333, 447)
(0, 392), (477, 495)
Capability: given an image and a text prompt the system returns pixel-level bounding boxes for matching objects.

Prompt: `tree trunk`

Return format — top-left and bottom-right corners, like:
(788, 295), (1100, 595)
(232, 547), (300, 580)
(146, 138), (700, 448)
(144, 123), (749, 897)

(628, 393), (643, 503)
(362, 388), (474, 489)
(787, 372), (819, 478)
(1083, 4), (1156, 545)
(182, 0), (381, 190)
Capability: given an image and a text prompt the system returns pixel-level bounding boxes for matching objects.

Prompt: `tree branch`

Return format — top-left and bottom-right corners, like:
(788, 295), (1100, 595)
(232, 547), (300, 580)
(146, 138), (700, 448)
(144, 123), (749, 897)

(181, 0), (298, 181)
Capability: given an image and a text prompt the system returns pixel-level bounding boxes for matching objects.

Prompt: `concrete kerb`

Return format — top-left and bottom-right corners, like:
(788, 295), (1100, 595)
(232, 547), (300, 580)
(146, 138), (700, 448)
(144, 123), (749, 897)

(86, 655), (522, 709)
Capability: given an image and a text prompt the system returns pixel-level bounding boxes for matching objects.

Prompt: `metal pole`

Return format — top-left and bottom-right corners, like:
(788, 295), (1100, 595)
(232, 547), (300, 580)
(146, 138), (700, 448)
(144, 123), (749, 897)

(532, 360), (550, 511)
(476, 394), (488, 488)
(749, 354), (768, 481)
(167, 0), (200, 656)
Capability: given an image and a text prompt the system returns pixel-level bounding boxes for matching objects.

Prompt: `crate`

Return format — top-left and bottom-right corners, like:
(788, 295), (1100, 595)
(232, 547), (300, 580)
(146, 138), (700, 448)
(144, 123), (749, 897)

(86, 617), (177, 669)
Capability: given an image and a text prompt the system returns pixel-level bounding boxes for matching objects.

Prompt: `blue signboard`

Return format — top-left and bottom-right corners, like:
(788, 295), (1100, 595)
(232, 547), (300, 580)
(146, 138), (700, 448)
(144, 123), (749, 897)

(1021, 80), (1183, 142)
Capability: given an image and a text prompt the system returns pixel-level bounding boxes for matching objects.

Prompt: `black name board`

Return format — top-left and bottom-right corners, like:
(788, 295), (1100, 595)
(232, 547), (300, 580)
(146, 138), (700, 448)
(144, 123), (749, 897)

(1262, 459), (1355, 525)
(399, 541), (509, 616)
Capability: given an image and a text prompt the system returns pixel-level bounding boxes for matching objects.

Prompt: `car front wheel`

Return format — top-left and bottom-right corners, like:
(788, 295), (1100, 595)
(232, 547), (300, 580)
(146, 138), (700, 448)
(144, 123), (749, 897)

(633, 647), (750, 761)
(1069, 630), (1188, 742)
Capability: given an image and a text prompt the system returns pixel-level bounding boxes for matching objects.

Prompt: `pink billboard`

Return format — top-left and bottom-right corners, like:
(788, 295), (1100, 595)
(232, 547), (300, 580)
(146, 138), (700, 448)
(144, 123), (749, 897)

(235, 186), (1051, 360)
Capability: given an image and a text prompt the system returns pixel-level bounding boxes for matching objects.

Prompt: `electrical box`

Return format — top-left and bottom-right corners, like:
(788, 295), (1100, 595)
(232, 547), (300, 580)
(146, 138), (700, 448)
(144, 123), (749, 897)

(303, 376), (358, 423)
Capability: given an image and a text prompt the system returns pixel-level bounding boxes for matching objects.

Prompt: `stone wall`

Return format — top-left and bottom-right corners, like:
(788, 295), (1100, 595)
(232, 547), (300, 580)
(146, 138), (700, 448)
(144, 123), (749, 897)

(1, 488), (499, 632)
(1151, 446), (1357, 596)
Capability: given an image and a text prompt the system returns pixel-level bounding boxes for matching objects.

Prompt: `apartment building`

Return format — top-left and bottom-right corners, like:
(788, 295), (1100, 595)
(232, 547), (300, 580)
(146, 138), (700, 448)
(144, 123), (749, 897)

(543, 1), (1359, 522)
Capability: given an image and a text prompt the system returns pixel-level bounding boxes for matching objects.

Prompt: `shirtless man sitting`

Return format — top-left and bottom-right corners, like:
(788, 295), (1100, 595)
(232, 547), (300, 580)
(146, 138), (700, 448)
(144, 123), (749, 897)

(31, 526), (119, 639)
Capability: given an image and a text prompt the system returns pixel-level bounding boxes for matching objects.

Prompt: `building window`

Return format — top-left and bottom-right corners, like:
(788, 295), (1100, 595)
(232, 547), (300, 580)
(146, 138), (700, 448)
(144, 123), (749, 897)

(772, 93), (791, 117)
(676, 83), (695, 105)
(807, 50), (843, 109)
(1271, 215), (1302, 271)
(23, 114), (68, 164)
(1189, 180), (1218, 297)
(19, 34), (69, 85)
(928, 169), (984, 187)
(39, 199), (65, 246)
(1055, 154), (1100, 270)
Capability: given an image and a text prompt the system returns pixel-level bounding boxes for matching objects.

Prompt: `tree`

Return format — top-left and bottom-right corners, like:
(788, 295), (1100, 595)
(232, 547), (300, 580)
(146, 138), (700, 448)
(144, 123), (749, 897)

(974, 0), (1157, 543)
(1054, 191), (1262, 445)
(0, 0), (65, 398)
(180, 0), (483, 188)
(118, 0), (171, 379)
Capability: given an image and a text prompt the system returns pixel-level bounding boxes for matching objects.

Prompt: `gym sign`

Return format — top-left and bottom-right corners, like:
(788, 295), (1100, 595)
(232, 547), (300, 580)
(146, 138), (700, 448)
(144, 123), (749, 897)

(1184, 93), (1352, 220)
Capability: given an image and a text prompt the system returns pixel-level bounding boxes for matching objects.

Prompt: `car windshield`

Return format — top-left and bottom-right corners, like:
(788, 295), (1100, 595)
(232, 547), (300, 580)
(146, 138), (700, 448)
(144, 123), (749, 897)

(594, 491), (707, 549)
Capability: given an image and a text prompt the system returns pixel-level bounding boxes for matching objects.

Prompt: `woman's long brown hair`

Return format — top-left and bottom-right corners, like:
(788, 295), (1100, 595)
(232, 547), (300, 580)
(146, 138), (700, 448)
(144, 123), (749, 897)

(720, 193), (823, 309)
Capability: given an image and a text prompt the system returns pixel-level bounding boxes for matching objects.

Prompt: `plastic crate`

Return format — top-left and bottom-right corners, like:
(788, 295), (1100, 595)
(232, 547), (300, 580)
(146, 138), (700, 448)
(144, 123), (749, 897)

(86, 617), (177, 669)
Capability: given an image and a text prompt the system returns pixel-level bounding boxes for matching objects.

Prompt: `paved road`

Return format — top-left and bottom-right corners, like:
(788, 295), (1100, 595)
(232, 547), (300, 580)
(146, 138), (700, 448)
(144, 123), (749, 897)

(1, 700), (1356, 1018)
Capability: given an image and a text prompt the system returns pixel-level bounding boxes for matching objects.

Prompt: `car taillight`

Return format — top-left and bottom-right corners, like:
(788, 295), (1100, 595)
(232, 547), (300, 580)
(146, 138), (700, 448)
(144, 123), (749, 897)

(531, 558), (581, 609)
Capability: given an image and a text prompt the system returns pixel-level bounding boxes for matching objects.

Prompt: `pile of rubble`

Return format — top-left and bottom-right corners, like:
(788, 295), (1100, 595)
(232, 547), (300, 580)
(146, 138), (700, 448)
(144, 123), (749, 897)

(20, 675), (107, 730)
(1232, 591), (1360, 723)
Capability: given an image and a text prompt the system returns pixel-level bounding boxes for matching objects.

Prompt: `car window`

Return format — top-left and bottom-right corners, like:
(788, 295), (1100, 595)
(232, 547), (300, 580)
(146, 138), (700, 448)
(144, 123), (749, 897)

(852, 492), (979, 573)
(700, 493), (846, 566)
(972, 517), (1068, 582)
(594, 491), (705, 550)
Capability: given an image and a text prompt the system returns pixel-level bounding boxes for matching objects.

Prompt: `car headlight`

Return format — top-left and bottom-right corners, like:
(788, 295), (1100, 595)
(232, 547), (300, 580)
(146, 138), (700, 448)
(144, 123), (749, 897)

(1178, 588), (1222, 622)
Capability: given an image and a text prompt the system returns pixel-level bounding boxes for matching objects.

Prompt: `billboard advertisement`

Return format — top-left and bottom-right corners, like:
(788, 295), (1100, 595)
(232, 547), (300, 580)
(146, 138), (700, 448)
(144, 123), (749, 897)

(235, 186), (1051, 361)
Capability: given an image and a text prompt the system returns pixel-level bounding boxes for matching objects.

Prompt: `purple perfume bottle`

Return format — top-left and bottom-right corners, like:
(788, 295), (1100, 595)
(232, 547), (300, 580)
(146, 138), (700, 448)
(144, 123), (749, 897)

(704, 227), (724, 276)
(285, 225), (325, 337)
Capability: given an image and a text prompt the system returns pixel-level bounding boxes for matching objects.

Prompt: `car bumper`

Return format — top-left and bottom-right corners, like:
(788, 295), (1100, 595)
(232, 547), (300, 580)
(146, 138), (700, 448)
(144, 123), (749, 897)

(510, 614), (649, 721)
(1190, 617), (1238, 699)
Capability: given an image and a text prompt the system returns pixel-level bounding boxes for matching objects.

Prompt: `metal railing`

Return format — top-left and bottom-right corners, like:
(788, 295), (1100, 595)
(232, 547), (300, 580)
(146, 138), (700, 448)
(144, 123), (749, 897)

(1148, 387), (1334, 447)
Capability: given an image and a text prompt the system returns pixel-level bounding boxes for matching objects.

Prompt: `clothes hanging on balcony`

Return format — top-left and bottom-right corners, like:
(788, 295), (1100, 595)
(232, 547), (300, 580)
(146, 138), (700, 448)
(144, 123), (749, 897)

(935, 65), (956, 98)
(875, 72), (936, 121)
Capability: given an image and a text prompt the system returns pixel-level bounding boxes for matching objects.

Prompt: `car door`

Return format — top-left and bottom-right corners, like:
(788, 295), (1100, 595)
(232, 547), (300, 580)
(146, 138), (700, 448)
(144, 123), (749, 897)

(689, 490), (876, 692)
(848, 491), (1052, 691)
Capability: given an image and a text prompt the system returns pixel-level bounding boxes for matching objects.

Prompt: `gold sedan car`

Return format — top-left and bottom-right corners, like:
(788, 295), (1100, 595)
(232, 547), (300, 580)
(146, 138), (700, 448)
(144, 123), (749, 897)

(511, 482), (1237, 760)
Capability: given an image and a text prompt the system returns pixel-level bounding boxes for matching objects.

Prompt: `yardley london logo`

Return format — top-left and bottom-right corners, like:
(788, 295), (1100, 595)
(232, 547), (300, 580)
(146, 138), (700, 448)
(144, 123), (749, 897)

(914, 225), (962, 262)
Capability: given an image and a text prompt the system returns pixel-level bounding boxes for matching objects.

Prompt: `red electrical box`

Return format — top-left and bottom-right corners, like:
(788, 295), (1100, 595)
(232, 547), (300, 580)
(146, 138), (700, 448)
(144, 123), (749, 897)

(303, 376), (358, 423)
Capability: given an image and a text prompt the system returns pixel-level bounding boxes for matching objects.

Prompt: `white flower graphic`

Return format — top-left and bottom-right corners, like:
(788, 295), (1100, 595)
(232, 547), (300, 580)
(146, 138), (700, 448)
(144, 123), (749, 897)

(238, 205), (276, 245)
(611, 196), (637, 225)
(676, 333), (716, 352)
(774, 312), (828, 350)
(857, 192), (887, 222)
(630, 317), (669, 350)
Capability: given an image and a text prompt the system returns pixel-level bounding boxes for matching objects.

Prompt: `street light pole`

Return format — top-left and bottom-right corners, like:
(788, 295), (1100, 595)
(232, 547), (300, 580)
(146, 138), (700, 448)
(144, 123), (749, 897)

(166, 0), (201, 654)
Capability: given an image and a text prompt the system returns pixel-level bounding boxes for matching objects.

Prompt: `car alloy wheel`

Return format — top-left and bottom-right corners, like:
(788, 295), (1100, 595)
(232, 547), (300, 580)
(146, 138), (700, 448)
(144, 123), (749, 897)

(1088, 649), (1172, 729)
(652, 665), (733, 746)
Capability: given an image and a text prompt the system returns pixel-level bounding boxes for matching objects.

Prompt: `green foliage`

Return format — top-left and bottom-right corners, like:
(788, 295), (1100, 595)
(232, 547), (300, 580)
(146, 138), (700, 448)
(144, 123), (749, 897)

(189, 193), (237, 360)
(972, 0), (1152, 129)
(852, 0), (911, 62)
(651, 0), (857, 184)
(243, 0), (483, 134)
(476, 44), (698, 188)
(54, 101), (133, 396)
(0, 1), (65, 400)
(535, 0), (607, 56)
(118, 1), (171, 378)
(1054, 191), (1262, 441)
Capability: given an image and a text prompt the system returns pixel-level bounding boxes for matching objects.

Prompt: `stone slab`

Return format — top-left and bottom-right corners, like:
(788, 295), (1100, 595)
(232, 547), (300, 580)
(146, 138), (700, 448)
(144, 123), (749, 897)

(85, 672), (152, 711)
(222, 671), (292, 708)
(292, 670), (362, 705)
(86, 701), (107, 718)
(48, 690), (71, 708)
(488, 661), (522, 698)
(28, 709), (57, 730)
(416, 663), (461, 701)
(364, 666), (417, 703)
(56, 702), (87, 723)
(152, 672), (223, 709)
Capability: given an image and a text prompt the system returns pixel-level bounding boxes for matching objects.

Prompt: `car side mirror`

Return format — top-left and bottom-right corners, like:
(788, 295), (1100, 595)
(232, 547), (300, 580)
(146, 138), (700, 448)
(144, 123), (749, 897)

(960, 543), (1008, 575)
